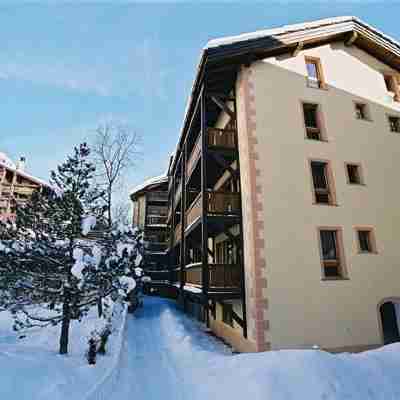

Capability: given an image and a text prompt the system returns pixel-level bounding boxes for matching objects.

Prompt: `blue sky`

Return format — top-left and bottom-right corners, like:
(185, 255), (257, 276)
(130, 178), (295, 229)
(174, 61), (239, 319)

(1, 1), (400, 201)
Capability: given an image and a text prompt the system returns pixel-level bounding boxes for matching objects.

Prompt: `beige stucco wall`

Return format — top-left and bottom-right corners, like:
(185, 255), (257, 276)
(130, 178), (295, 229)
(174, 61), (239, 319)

(242, 42), (400, 350)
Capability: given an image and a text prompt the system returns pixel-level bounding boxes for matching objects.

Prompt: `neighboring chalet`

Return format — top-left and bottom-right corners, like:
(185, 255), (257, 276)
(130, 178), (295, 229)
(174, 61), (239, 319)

(137, 16), (400, 353)
(0, 153), (50, 222)
(130, 175), (169, 271)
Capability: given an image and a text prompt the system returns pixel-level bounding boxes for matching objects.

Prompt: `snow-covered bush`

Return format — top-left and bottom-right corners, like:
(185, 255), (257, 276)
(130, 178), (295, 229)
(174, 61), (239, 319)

(0, 144), (144, 355)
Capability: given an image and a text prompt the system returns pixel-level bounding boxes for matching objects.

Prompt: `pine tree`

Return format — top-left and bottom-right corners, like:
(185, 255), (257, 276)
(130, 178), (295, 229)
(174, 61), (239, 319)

(0, 143), (139, 355)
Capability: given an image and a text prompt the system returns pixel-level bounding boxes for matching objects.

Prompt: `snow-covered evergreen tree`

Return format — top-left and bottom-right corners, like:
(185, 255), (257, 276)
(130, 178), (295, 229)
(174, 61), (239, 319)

(0, 144), (142, 355)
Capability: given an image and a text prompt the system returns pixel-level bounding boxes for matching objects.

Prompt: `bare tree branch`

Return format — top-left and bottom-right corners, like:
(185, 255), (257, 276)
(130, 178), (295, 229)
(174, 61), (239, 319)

(90, 120), (142, 227)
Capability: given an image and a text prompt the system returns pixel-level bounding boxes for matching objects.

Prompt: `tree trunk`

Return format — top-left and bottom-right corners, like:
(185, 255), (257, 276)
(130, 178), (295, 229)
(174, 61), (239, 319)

(107, 188), (112, 228)
(59, 287), (71, 355)
(97, 296), (103, 318)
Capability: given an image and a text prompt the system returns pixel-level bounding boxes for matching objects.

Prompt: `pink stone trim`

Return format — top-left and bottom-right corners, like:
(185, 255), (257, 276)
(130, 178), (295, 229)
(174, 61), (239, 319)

(237, 66), (270, 352)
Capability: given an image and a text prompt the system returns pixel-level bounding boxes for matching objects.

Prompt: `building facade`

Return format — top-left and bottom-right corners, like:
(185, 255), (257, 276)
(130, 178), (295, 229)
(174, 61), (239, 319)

(142, 17), (400, 353)
(130, 175), (169, 271)
(0, 154), (49, 222)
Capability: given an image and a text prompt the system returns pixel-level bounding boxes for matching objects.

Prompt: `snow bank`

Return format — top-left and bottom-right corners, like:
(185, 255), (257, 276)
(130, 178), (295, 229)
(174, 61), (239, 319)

(107, 297), (400, 400)
(0, 302), (127, 400)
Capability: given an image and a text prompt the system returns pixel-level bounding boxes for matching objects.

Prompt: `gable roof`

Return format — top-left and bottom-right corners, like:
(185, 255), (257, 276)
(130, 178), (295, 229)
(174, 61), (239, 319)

(171, 16), (400, 175)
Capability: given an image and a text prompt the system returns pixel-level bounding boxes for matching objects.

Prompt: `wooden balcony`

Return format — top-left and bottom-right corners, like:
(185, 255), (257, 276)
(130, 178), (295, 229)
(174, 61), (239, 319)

(146, 191), (168, 202)
(146, 215), (167, 226)
(186, 134), (201, 180)
(174, 223), (182, 244)
(185, 263), (241, 289)
(207, 127), (236, 149)
(184, 191), (241, 229)
(144, 241), (168, 253)
(207, 191), (240, 215)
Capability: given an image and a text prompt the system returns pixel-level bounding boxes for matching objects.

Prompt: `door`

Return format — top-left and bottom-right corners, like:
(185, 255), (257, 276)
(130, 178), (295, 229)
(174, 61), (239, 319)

(380, 301), (400, 345)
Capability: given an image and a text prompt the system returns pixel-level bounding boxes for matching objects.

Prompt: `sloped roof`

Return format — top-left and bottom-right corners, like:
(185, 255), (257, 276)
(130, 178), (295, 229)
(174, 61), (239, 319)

(129, 174), (168, 198)
(170, 16), (400, 175)
(0, 154), (50, 188)
(205, 16), (400, 51)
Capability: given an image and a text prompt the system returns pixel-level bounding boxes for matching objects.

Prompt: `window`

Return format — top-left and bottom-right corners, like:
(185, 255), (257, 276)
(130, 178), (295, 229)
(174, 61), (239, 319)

(319, 229), (345, 279)
(383, 74), (400, 102)
(388, 116), (400, 133)
(303, 103), (324, 140)
(346, 163), (363, 185)
(356, 228), (377, 254)
(310, 161), (335, 205)
(305, 57), (325, 89)
(354, 103), (370, 120)
(222, 303), (234, 327)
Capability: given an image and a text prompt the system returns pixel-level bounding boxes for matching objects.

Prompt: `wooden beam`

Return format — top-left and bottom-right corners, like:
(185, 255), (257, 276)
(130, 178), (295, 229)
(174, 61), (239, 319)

(209, 151), (239, 180)
(201, 84), (210, 327)
(211, 96), (235, 119)
(345, 31), (358, 46)
(292, 41), (303, 57)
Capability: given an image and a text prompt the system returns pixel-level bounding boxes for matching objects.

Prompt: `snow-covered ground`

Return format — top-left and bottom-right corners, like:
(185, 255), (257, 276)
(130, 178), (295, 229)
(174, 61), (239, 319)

(1, 297), (400, 399)
(0, 303), (126, 400)
(94, 297), (400, 400)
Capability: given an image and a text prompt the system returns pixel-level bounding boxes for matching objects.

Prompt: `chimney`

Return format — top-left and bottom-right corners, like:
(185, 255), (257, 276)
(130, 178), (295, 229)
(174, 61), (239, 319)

(16, 156), (26, 171)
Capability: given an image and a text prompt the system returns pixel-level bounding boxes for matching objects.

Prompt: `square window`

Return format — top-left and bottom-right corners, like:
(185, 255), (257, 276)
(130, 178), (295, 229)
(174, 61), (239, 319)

(311, 161), (335, 205)
(346, 164), (363, 185)
(388, 116), (400, 133)
(356, 229), (377, 254)
(354, 103), (369, 120)
(319, 229), (345, 279)
(303, 103), (323, 140)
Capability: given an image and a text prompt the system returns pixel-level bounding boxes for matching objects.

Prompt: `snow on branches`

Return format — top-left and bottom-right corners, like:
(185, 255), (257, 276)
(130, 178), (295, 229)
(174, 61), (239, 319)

(0, 143), (145, 355)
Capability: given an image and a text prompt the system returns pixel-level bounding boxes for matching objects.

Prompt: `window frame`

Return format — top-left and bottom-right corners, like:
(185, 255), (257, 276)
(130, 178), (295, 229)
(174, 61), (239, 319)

(305, 56), (327, 90)
(388, 115), (400, 133)
(345, 162), (365, 186)
(309, 159), (337, 206)
(383, 73), (400, 102)
(301, 101), (327, 141)
(353, 101), (372, 122)
(318, 227), (348, 280)
(354, 227), (378, 254)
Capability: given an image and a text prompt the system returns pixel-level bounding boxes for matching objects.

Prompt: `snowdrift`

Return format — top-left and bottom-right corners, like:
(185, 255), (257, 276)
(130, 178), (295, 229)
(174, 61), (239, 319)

(0, 303), (127, 400)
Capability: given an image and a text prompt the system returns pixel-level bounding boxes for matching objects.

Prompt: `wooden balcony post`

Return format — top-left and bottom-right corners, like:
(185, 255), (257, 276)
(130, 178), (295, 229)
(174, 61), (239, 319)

(179, 149), (186, 290)
(201, 84), (210, 326)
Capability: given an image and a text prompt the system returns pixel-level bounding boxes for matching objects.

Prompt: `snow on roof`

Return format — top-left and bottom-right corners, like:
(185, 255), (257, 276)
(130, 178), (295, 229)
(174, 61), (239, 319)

(205, 16), (400, 50)
(0, 152), (16, 169)
(0, 154), (50, 188)
(129, 174), (168, 197)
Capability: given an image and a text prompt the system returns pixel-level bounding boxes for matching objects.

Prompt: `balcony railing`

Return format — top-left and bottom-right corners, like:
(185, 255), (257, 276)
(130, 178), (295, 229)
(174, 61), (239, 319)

(146, 215), (167, 226)
(144, 241), (168, 252)
(207, 191), (241, 215)
(184, 191), (241, 228)
(185, 263), (202, 286)
(185, 193), (202, 228)
(174, 223), (182, 244)
(146, 191), (168, 202)
(185, 263), (241, 289)
(186, 134), (201, 180)
(207, 127), (236, 149)
(209, 263), (241, 288)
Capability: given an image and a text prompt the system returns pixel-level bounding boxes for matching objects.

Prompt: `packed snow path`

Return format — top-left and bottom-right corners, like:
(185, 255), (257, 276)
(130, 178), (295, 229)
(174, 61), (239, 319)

(94, 296), (400, 400)
(102, 296), (232, 400)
